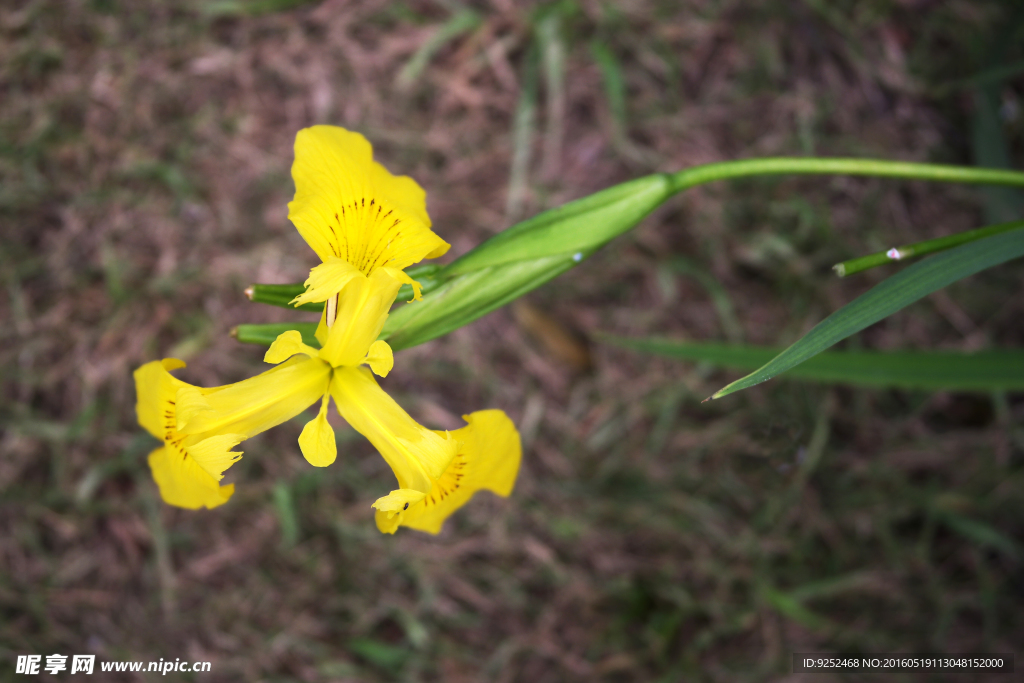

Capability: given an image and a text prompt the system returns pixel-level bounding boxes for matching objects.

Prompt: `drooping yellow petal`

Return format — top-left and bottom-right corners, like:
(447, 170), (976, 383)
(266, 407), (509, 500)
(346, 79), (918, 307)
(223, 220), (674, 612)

(290, 257), (363, 306)
(318, 268), (403, 368)
(184, 433), (245, 481)
(147, 446), (235, 510)
(264, 330), (321, 365)
(135, 360), (244, 509)
(288, 125), (449, 273)
(176, 355), (330, 437)
(134, 358), (187, 440)
(329, 367), (457, 494)
(376, 410), (521, 535)
(299, 394), (337, 467)
(363, 340), (393, 377)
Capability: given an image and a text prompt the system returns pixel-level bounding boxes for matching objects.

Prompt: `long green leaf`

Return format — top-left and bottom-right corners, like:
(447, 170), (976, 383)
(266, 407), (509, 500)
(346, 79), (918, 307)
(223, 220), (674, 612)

(601, 336), (1024, 392)
(710, 228), (1024, 399)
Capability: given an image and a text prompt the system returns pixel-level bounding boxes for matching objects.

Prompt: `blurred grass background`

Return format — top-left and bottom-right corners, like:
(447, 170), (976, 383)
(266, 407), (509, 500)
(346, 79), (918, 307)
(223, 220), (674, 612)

(1, 0), (1023, 681)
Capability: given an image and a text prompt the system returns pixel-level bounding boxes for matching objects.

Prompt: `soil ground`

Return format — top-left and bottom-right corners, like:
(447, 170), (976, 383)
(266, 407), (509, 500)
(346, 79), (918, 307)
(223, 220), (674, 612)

(2, 1), (1023, 681)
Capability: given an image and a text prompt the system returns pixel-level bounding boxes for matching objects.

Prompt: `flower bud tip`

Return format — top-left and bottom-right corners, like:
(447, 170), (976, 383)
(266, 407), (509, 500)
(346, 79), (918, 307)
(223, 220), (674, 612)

(244, 286), (255, 300)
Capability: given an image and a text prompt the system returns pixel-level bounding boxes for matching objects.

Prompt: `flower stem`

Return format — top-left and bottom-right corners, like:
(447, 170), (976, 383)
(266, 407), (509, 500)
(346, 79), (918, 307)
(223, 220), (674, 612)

(833, 220), (1024, 276)
(667, 157), (1024, 193)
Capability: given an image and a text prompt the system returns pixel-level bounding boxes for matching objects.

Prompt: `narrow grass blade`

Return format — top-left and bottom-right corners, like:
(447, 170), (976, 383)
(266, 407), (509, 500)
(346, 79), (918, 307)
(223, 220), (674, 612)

(601, 336), (1024, 392)
(201, 0), (318, 17)
(506, 41), (539, 222)
(233, 322), (319, 348)
(938, 512), (1022, 560)
(758, 585), (834, 633)
(833, 220), (1024, 276)
(934, 58), (1024, 94)
(709, 228), (1024, 399)
(590, 41), (627, 136)
(395, 9), (481, 89)
(665, 258), (743, 343)
(589, 40), (653, 166)
(972, 88), (1024, 223)
(272, 482), (299, 548)
(537, 12), (565, 180)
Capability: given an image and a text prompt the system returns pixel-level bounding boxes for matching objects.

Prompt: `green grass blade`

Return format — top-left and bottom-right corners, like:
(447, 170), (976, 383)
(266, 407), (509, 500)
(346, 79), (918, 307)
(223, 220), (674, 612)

(201, 0), (318, 17)
(972, 87), (1024, 223)
(233, 322), (320, 348)
(505, 40), (539, 222)
(758, 585), (834, 633)
(589, 41), (627, 139)
(708, 228), (1024, 399)
(600, 336), (1024, 392)
(395, 9), (481, 90)
(833, 219), (1024, 276)
(537, 10), (566, 180)
(938, 512), (1022, 560)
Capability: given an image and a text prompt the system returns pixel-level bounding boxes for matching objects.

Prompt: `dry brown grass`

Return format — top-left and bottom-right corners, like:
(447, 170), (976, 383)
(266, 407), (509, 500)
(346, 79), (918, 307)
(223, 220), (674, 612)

(2, 0), (1023, 681)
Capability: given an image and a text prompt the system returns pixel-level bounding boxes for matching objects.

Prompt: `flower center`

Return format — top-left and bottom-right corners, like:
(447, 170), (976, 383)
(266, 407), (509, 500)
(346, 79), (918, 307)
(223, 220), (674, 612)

(329, 197), (404, 276)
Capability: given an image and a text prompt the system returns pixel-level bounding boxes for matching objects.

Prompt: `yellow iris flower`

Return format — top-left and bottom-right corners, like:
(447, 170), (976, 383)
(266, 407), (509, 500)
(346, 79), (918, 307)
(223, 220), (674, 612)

(134, 356), (327, 509)
(135, 125), (522, 534)
(287, 125), (450, 316)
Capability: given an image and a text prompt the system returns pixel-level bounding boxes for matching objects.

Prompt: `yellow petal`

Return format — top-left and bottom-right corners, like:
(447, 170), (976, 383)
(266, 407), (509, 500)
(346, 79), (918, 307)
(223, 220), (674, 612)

(372, 489), (428, 534)
(391, 410), (521, 535)
(147, 446), (234, 510)
(134, 358), (188, 441)
(265, 330), (321, 365)
(288, 125), (450, 273)
(363, 340), (393, 377)
(329, 367), (457, 494)
(318, 268), (403, 368)
(290, 257), (363, 306)
(184, 433), (244, 481)
(299, 394), (337, 467)
(135, 360), (245, 507)
(314, 308), (330, 348)
(379, 266), (422, 302)
(176, 355), (331, 437)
